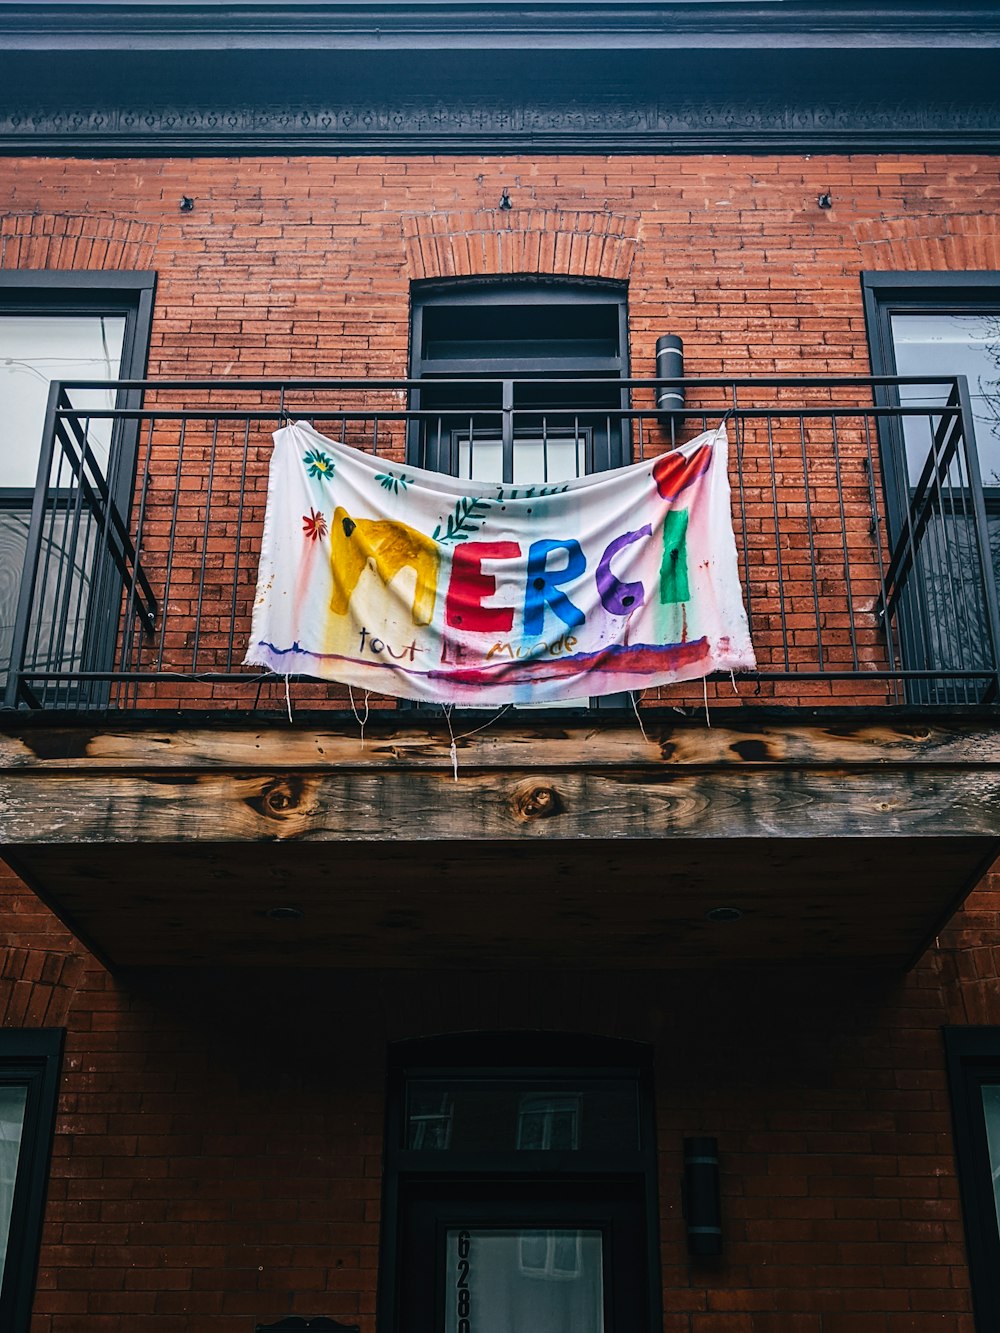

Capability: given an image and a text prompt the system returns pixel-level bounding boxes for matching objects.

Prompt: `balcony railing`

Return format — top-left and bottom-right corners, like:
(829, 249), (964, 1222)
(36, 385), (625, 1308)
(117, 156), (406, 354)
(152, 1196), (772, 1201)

(4, 375), (999, 714)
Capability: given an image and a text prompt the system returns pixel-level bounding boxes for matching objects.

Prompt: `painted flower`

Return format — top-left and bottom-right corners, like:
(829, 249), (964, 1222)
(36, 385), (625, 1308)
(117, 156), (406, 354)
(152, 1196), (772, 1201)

(375, 470), (413, 495)
(303, 448), (335, 482)
(302, 508), (328, 542)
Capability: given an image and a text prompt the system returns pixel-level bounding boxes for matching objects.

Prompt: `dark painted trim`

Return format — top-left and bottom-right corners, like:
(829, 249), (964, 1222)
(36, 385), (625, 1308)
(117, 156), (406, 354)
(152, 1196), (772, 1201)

(2, 2), (999, 54)
(0, 1029), (64, 1333)
(0, 40), (997, 154)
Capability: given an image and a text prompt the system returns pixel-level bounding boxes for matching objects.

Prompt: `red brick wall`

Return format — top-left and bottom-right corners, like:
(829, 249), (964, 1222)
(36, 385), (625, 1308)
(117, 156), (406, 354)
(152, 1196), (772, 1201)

(2, 154), (999, 712)
(3, 856), (1000, 1332)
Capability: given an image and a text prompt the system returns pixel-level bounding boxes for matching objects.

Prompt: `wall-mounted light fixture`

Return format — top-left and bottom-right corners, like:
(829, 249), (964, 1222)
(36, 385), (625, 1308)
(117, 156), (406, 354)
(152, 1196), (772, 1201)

(656, 335), (684, 419)
(683, 1135), (722, 1256)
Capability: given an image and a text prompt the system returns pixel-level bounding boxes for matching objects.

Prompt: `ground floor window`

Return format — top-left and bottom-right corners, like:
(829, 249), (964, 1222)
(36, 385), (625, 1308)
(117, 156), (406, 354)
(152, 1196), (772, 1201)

(0, 1030), (63, 1333)
(378, 1033), (659, 1333)
(944, 1027), (1000, 1331)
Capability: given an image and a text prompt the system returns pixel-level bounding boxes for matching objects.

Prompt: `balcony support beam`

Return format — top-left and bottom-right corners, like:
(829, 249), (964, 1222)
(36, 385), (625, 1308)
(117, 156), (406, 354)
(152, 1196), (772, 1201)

(1, 714), (997, 969)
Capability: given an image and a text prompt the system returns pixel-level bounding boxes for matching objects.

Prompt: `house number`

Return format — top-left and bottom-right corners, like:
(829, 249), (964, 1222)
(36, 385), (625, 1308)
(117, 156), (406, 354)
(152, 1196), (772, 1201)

(456, 1230), (471, 1333)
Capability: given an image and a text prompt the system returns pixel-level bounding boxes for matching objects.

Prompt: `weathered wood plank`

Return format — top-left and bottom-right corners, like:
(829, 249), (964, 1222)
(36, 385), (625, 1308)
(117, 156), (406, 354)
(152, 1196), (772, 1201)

(1, 717), (1000, 772)
(2, 766), (998, 843)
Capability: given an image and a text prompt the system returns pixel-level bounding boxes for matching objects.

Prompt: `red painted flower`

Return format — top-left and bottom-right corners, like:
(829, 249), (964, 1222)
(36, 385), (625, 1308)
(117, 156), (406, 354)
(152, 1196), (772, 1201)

(302, 508), (328, 541)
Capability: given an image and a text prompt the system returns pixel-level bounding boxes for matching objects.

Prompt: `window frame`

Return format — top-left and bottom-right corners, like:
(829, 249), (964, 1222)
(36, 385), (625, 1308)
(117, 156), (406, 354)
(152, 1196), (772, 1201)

(861, 272), (1000, 703)
(0, 271), (156, 708)
(944, 1027), (1000, 1332)
(407, 278), (631, 478)
(0, 1029), (64, 1333)
(861, 271), (1000, 516)
(378, 1032), (660, 1333)
(406, 279), (632, 711)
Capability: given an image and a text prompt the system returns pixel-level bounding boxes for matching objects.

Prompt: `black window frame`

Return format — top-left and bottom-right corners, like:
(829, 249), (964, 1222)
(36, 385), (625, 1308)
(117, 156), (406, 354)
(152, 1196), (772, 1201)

(408, 278), (631, 478)
(861, 271), (1000, 702)
(944, 1027), (1000, 1332)
(0, 1029), (64, 1333)
(406, 278), (632, 712)
(378, 1031), (660, 1333)
(0, 271), (156, 708)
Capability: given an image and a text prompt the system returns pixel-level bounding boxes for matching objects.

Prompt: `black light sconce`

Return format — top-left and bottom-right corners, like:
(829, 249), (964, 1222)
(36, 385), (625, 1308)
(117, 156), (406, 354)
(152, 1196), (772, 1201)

(656, 334), (684, 419)
(683, 1135), (722, 1257)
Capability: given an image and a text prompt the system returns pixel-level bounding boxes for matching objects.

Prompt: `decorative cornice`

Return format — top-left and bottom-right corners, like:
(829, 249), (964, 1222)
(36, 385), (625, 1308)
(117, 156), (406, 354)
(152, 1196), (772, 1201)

(1, 98), (999, 154)
(2, 2), (999, 53)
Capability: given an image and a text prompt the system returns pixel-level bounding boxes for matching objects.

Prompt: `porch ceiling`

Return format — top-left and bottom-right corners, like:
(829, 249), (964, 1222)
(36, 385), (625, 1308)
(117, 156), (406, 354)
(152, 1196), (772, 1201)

(1, 714), (997, 970)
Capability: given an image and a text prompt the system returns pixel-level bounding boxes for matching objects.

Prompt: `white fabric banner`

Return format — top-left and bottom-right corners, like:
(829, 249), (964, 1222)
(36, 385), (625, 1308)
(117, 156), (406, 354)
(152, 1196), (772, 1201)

(245, 421), (755, 703)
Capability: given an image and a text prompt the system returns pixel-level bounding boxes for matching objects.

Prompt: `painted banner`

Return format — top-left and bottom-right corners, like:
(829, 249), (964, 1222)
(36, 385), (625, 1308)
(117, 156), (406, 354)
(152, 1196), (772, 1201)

(244, 421), (755, 703)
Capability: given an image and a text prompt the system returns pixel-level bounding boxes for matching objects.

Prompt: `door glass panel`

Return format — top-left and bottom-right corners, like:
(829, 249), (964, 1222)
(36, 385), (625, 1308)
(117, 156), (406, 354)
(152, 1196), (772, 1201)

(982, 1083), (1000, 1241)
(405, 1078), (639, 1152)
(445, 1227), (604, 1333)
(0, 1084), (28, 1285)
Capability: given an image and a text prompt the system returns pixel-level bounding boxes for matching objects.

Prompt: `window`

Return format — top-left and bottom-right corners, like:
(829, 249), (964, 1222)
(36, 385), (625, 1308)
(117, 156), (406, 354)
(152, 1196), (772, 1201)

(0, 272), (155, 705)
(408, 279), (630, 707)
(409, 279), (629, 482)
(0, 1030), (63, 1333)
(862, 273), (1000, 701)
(378, 1033), (659, 1333)
(944, 1028), (1000, 1331)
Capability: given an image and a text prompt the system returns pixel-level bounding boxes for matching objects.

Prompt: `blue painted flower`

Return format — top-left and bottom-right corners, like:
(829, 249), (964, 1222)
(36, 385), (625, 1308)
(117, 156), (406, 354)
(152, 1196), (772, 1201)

(304, 448), (335, 482)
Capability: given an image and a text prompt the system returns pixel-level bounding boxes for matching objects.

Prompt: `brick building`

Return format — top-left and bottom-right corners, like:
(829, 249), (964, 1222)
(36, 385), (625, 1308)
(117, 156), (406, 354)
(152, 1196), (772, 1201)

(1, 2), (1000, 1331)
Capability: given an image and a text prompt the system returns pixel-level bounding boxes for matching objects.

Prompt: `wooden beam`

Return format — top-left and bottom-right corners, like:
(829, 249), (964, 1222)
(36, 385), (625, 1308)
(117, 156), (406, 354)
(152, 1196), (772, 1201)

(1, 715), (999, 772)
(1, 764), (999, 844)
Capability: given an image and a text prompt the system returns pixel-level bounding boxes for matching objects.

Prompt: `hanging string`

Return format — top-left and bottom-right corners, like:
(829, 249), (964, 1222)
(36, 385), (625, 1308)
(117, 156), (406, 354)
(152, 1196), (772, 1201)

(702, 676), (712, 728)
(730, 670), (740, 696)
(443, 703), (459, 782)
(455, 703), (513, 743)
(348, 685), (370, 750)
(284, 673), (293, 724)
(629, 690), (651, 745)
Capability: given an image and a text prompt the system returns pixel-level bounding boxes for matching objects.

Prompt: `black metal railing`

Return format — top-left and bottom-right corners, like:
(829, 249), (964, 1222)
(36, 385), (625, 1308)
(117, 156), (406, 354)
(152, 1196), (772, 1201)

(4, 375), (999, 713)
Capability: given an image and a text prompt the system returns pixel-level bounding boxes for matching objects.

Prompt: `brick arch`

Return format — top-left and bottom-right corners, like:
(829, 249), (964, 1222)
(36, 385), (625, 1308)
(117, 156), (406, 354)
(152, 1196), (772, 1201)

(853, 214), (1000, 272)
(402, 209), (639, 282)
(0, 213), (161, 270)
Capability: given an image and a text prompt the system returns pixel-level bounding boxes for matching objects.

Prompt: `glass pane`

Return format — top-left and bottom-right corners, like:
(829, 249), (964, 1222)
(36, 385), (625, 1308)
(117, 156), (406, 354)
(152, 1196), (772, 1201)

(445, 1227), (604, 1333)
(0, 1085), (28, 1285)
(890, 312), (1000, 486)
(457, 433), (586, 486)
(405, 1078), (638, 1152)
(0, 507), (100, 690)
(982, 1084), (1000, 1240)
(0, 315), (126, 487)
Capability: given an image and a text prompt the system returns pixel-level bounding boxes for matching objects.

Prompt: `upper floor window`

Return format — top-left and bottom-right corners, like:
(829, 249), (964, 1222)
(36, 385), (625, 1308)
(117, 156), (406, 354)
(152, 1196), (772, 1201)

(862, 273), (1000, 704)
(408, 279), (630, 483)
(0, 272), (155, 707)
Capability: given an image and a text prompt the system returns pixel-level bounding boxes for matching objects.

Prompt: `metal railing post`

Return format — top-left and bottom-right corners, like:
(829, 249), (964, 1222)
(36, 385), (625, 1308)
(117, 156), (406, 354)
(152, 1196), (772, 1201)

(954, 374), (1000, 699)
